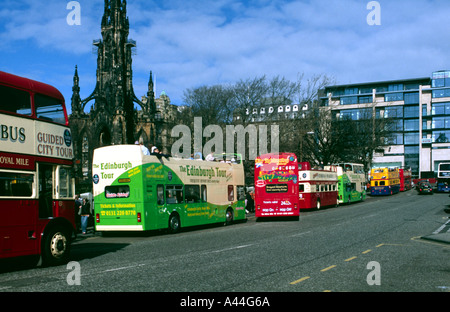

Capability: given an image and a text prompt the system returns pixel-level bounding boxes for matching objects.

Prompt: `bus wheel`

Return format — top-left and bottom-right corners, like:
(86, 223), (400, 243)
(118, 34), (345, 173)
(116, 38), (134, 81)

(316, 200), (321, 210)
(225, 208), (234, 225)
(42, 226), (70, 266)
(168, 213), (181, 234)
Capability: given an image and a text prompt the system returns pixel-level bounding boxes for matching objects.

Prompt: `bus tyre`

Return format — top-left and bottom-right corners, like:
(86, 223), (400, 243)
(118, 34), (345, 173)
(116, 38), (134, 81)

(168, 213), (181, 234)
(42, 226), (70, 266)
(225, 208), (234, 225)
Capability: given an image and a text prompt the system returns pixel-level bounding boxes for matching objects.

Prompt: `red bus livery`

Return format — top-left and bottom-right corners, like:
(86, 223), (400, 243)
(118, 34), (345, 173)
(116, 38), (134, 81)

(254, 153), (299, 217)
(0, 71), (75, 266)
(399, 168), (412, 191)
(298, 162), (338, 210)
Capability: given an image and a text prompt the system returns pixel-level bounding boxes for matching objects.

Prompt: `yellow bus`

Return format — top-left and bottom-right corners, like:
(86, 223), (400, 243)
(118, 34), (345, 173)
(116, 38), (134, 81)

(370, 167), (400, 195)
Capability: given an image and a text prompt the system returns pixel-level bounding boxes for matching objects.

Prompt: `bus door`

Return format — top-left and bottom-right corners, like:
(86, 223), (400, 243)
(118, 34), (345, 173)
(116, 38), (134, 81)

(165, 184), (184, 226)
(38, 164), (54, 220)
(156, 183), (166, 228)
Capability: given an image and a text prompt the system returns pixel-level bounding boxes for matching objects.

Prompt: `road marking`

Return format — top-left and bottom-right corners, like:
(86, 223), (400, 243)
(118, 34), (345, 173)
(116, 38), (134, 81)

(209, 244), (253, 254)
(290, 276), (310, 285)
(362, 249), (372, 254)
(345, 256), (357, 262)
(433, 219), (450, 234)
(320, 265), (336, 272)
(104, 264), (145, 272)
(290, 231), (311, 237)
(376, 244), (384, 247)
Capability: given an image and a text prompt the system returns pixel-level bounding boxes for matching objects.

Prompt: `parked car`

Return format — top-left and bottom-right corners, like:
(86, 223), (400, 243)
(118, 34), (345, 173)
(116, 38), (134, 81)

(417, 181), (433, 195)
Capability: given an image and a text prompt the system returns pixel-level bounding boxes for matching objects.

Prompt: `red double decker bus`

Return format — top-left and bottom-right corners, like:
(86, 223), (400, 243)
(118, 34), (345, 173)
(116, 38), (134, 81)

(0, 71), (75, 266)
(298, 162), (338, 210)
(399, 168), (412, 191)
(254, 153), (299, 218)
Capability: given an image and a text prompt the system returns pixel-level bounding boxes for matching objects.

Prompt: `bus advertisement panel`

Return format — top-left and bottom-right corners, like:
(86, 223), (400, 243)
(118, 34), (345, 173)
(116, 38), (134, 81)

(254, 153), (299, 218)
(93, 145), (246, 233)
(0, 71), (75, 266)
(437, 162), (450, 192)
(330, 163), (366, 204)
(298, 162), (338, 210)
(370, 167), (400, 195)
(399, 168), (412, 191)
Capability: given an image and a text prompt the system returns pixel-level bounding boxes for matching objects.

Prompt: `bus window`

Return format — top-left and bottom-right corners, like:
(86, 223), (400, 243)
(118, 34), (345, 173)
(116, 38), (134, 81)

(35, 93), (66, 124)
(0, 85), (31, 116)
(0, 171), (34, 197)
(185, 185), (201, 203)
(380, 181), (385, 186)
(57, 166), (73, 199)
(299, 184), (304, 192)
(105, 185), (130, 198)
(201, 185), (207, 202)
(237, 185), (245, 201)
(157, 184), (164, 205)
(166, 185), (183, 204)
(228, 185), (234, 201)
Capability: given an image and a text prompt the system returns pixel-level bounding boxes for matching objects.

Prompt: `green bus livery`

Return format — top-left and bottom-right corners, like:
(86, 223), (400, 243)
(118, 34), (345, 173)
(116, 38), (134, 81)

(332, 163), (366, 204)
(93, 145), (246, 233)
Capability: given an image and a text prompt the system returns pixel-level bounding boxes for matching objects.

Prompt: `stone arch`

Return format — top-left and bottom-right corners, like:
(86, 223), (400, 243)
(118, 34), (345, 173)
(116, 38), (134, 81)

(98, 125), (112, 147)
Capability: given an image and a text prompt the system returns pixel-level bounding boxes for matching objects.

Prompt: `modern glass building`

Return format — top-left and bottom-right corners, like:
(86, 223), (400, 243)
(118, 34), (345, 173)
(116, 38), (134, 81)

(320, 70), (450, 178)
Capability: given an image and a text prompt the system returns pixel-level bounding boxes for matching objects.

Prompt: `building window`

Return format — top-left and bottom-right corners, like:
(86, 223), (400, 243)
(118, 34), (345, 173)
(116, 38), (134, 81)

(384, 106), (403, 118)
(388, 84), (403, 92)
(385, 92), (403, 102)
(340, 96), (358, 105)
(404, 119), (419, 131)
(433, 130), (450, 143)
(339, 108), (371, 120)
(404, 132), (419, 145)
(359, 96), (372, 104)
(404, 105), (419, 118)
(432, 117), (450, 129)
(432, 89), (450, 98)
(432, 71), (450, 88)
(432, 102), (450, 115)
(404, 92), (419, 104)
(345, 87), (359, 95)
(385, 133), (403, 145)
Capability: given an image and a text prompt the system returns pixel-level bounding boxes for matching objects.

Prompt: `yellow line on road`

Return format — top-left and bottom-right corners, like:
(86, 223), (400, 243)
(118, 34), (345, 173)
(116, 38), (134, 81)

(362, 249), (372, 254)
(320, 265), (337, 272)
(290, 276), (310, 285)
(345, 256), (357, 262)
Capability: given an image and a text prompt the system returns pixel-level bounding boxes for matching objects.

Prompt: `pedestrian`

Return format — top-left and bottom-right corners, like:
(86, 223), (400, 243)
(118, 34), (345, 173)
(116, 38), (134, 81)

(246, 191), (255, 213)
(75, 194), (82, 231)
(80, 198), (90, 234)
(136, 138), (150, 155)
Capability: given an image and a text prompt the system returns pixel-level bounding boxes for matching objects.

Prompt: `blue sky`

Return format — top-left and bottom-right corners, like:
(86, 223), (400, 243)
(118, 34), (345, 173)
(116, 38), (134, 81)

(1, 0), (449, 114)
